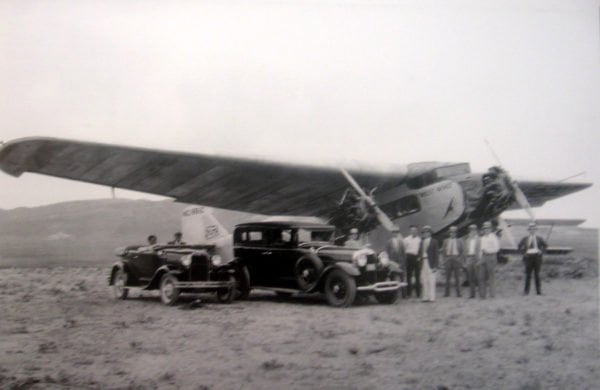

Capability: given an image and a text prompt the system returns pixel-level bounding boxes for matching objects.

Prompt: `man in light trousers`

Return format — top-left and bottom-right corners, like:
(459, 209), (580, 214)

(479, 221), (500, 299)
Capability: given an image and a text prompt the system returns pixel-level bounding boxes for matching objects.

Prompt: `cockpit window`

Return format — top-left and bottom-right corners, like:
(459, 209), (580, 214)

(434, 163), (470, 179)
(381, 195), (421, 218)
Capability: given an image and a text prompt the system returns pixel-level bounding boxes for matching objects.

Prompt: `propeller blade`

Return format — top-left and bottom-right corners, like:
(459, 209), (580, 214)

(340, 168), (396, 232)
(512, 181), (536, 222)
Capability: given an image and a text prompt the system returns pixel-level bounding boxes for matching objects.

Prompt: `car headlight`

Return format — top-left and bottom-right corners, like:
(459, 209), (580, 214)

(352, 252), (368, 267)
(211, 254), (222, 266)
(378, 251), (390, 266)
(181, 254), (192, 267)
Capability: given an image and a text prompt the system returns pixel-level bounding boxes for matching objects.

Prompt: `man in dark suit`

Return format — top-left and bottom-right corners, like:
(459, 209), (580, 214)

(419, 225), (439, 302)
(385, 225), (406, 297)
(518, 222), (547, 295)
(441, 225), (464, 297)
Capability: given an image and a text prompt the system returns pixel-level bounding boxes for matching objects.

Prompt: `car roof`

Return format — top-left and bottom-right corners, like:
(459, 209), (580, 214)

(235, 221), (335, 230)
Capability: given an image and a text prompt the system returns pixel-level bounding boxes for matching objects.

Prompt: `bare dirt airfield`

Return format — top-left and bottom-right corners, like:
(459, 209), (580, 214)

(1, 237), (598, 389)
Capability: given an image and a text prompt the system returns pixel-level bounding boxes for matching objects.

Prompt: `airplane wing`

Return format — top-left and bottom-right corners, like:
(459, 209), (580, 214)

(0, 137), (407, 217)
(510, 180), (592, 209)
(500, 246), (573, 255)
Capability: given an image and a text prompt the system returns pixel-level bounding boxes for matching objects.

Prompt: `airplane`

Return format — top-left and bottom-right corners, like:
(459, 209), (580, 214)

(0, 137), (592, 251)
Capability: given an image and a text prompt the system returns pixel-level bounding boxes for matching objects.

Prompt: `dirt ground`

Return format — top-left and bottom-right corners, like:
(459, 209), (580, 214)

(0, 265), (598, 390)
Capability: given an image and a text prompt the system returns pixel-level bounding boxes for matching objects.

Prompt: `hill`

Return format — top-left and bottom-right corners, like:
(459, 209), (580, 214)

(0, 199), (260, 267)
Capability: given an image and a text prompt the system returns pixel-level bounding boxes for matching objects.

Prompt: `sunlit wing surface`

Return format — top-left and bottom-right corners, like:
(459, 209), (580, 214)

(504, 218), (586, 227)
(500, 246), (573, 255)
(512, 180), (592, 209)
(0, 137), (408, 217)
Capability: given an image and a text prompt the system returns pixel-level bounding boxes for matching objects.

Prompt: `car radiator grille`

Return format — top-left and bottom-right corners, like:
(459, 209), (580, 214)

(190, 257), (210, 280)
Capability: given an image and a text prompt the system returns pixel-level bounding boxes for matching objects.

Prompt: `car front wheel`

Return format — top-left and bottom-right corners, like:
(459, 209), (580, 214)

(112, 269), (129, 300)
(216, 275), (235, 304)
(324, 269), (356, 308)
(159, 273), (180, 306)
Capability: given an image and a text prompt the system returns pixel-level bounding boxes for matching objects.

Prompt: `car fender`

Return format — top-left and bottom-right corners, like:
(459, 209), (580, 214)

(309, 262), (360, 293)
(109, 261), (129, 285)
(146, 265), (182, 290)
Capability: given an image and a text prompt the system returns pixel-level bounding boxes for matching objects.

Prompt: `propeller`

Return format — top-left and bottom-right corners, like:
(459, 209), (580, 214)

(339, 168), (397, 232)
(497, 217), (517, 248)
(484, 140), (536, 223)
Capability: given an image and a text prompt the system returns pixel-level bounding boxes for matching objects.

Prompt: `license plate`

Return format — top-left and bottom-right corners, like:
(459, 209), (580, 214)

(366, 264), (376, 271)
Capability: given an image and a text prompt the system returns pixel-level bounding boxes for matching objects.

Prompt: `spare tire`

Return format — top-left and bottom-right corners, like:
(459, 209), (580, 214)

(295, 254), (324, 290)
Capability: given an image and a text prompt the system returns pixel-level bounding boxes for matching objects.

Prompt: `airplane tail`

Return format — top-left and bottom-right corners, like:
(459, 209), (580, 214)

(181, 206), (233, 262)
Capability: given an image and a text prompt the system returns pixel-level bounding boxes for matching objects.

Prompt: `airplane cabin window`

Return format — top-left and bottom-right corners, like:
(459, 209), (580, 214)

(382, 195), (421, 217)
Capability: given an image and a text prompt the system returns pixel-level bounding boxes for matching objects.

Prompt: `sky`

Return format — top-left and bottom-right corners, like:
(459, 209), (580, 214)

(1, 0), (599, 226)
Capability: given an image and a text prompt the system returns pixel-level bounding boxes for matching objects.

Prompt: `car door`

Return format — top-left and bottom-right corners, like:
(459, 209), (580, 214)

(127, 250), (159, 283)
(236, 229), (273, 287)
(268, 228), (301, 288)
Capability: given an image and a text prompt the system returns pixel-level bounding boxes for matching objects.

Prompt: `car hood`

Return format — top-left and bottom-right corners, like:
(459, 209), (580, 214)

(316, 246), (373, 262)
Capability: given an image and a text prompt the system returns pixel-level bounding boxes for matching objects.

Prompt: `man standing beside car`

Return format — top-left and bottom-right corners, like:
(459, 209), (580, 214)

(403, 225), (422, 298)
(385, 225), (406, 297)
(419, 225), (439, 302)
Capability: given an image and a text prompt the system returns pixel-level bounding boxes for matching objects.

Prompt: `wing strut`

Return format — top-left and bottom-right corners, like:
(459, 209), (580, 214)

(339, 168), (396, 232)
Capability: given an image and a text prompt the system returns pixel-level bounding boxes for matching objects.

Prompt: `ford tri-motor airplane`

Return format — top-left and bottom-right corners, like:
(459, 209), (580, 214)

(0, 137), (592, 248)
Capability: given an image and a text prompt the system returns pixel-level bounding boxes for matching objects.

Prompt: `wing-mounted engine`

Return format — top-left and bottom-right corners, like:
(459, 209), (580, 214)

(469, 166), (516, 223)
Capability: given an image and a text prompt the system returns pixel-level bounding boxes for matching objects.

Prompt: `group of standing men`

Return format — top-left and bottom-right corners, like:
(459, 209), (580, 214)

(374, 221), (547, 301)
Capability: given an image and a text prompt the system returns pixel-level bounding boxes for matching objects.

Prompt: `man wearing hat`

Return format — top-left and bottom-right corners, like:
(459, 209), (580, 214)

(385, 225), (406, 297)
(344, 228), (363, 248)
(441, 225), (464, 297)
(418, 225), (439, 302)
(463, 224), (481, 298)
(478, 221), (500, 298)
(518, 222), (547, 295)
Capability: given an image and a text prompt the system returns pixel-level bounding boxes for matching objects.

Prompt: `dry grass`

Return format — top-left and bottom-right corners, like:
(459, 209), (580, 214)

(0, 264), (598, 389)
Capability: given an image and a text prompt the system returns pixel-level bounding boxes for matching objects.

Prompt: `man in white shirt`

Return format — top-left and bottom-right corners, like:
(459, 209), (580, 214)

(344, 228), (363, 249)
(418, 225), (439, 302)
(441, 226), (464, 297)
(463, 224), (481, 298)
(478, 221), (500, 298)
(403, 225), (422, 298)
(518, 222), (547, 295)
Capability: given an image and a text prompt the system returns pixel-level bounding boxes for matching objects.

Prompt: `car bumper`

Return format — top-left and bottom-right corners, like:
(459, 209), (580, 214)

(174, 280), (234, 290)
(357, 281), (407, 292)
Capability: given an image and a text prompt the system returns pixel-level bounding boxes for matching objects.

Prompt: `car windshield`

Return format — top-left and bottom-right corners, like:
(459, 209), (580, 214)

(298, 228), (334, 243)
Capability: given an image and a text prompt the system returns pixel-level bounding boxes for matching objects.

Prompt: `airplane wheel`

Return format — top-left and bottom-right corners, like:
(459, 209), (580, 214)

(324, 269), (356, 308)
(159, 273), (180, 306)
(112, 269), (129, 300)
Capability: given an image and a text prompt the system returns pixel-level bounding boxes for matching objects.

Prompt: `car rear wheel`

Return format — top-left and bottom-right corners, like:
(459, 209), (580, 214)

(235, 266), (251, 300)
(324, 269), (356, 308)
(159, 273), (180, 306)
(295, 255), (323, 290)
(374, 274), (401, 304)
(112, 269), (129, 300)
(216, 275), (235, 304)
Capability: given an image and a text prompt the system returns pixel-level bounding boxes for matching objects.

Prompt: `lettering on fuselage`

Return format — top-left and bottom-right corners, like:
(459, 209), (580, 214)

(183, 206), (204, 217)
(205, 225), (219, 240)
(418, 181), (453, 198)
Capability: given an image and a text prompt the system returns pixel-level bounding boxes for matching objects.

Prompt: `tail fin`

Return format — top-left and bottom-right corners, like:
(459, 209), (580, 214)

(181, 206), (233, 262)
